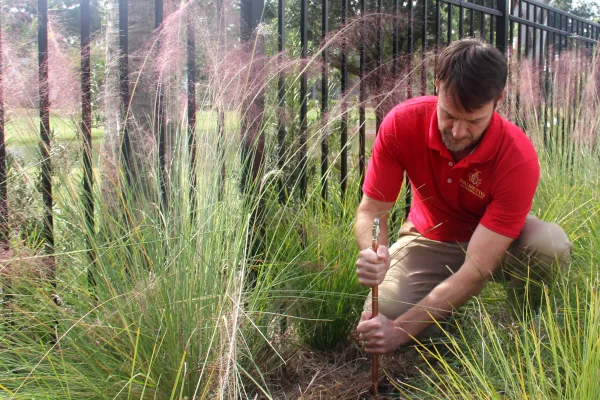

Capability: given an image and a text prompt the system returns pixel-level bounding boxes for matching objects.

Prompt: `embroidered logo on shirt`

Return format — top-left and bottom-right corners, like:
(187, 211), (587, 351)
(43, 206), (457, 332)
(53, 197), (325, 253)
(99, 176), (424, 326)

(460, 169), (485, 199)
(468, 169), (482, 186)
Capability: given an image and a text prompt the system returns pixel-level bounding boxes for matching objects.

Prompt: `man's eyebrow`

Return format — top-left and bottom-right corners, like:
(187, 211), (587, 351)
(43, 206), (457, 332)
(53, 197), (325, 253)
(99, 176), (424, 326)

(441, 107), (455, 118)
(469, 116), (484, 123)
(442, 106), (484, 123)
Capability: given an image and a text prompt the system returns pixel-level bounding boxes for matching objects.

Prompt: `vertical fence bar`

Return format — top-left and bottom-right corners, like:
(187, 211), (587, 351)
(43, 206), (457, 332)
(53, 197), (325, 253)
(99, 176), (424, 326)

(586, 23), (591, 49)
(549, 11), (556, 145)
(393, 0), (399, 76)
(489, 0), (495, 43)
(566, 16), (574, 168)
(479, 0), (484, 36)
(508, 0), (514, 119)
(300, 0), (308, 200)
(240, 0), (266, 195)
(406, 0), (414, 218)
(560, 15), (566, 153)
(187, 16), (197, 202)
(435, 0), (440, 93)
(0, 7), (7, 249)
(320, 0), (328, 201)
(575, 19), (581, 141)
(340, 0), (348, 199)
(376, 0), (383, 133)
(516, 1), (522, 127)
(359, 0), (365, 193)
(81, 0), (95, 287)
(216, 0), (226, 201)
(459, 2), (463, 39)
(496, 0), (509, 54)
(278, 0), (286, 203)
(240, 0), (266, 279)
(508, 1), (514, 49)
(469, 0), (474, 37)
(525, 3), (530, 57)
(358, 0), (366, 199)
(543, 8), (550, 146)
(517, 0), (522, 58)
(407, 0), (413, 98)
(558, 13), (562, 53)
(447, 4), (452, 44)
(81, 0), (93, 234)
(119, 0), (131, 182)
(38, 0), (54, 280)
(421, 0), (427, 95)
(155, 0), (167, 210)
(537, 7), (544, 121)
(532, 6), (537, 61)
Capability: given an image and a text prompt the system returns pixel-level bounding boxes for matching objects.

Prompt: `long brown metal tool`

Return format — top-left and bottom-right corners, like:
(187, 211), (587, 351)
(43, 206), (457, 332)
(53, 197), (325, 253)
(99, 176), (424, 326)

(371, 218), (380, 397)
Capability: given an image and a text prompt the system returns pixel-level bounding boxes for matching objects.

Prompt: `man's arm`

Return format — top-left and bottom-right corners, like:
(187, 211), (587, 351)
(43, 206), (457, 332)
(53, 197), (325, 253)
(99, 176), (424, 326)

(354, 195), (396, 287)
(357, 223), (515, 353)
(393, 223), (513, 340)
(355, 195), (395, 249)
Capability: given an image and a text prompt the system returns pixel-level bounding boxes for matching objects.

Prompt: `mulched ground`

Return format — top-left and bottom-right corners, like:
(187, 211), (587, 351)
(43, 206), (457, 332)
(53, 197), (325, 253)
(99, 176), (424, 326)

(266, 329), (444, 399)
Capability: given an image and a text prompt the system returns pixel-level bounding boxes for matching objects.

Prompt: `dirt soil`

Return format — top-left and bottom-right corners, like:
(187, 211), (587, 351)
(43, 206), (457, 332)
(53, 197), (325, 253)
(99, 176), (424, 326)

(267, 329), (439, 399)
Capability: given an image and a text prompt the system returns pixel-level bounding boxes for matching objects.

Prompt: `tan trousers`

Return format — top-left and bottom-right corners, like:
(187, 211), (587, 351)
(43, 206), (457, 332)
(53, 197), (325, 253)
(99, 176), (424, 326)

(364, 215), (573, 336)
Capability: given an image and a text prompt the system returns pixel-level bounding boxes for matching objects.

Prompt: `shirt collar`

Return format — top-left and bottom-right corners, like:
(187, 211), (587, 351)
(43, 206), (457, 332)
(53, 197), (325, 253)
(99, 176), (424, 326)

(428, 105), (503, 164)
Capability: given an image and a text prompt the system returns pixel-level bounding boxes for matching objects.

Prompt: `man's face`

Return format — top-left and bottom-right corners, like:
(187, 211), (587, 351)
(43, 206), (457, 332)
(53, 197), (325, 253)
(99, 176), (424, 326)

(436, 82), (497, 153)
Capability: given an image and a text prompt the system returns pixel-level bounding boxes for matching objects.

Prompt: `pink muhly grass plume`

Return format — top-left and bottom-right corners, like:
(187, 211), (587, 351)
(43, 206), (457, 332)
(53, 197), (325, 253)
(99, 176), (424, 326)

(47, 18), (80, 117)
(1, 37), (38, 110)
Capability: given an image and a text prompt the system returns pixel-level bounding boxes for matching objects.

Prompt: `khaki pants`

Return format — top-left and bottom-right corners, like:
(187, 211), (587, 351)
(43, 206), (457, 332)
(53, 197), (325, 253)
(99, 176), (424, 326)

(364, 215), (573, 337)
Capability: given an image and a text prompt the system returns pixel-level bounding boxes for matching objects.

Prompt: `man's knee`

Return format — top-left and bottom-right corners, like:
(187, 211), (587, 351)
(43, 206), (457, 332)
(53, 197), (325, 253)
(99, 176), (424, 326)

(515, 216), (573, 266)
(363, 285), (413, 321)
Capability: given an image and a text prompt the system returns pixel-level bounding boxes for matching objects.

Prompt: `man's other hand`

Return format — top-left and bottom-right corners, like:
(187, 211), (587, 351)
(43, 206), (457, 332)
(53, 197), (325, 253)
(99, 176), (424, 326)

(357, 311), (409, 354)
(355, 245), (390, 286)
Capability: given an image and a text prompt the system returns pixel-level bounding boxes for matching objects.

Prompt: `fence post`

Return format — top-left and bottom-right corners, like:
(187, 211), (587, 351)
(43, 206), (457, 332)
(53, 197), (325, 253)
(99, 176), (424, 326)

(81, 0), (96, 288)
(240, 0), (265, 194)
(240, 0), (266, 280)
(38, 0), (55, 276)
(119, 0), (132, 183)
(496, 0), (510, 53)
(155, 0), (167, 212)
(299, 0), (308, 200)
(0, 7), (7, 251)
(187, 16), (196, 206)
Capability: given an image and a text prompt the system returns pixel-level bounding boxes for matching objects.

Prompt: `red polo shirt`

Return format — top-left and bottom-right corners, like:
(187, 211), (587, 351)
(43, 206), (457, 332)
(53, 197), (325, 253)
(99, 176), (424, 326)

(363, 96), (540, 242)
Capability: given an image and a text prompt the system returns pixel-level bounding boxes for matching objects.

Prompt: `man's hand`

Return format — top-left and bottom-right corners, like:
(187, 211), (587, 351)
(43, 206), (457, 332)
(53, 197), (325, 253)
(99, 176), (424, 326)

(357, 311), (410, 354)
(355, 245), (390, 287)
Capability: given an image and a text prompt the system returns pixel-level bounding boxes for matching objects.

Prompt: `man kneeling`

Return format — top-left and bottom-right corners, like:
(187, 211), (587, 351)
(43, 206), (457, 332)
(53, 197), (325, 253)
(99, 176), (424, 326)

(354, 38), (572, 354)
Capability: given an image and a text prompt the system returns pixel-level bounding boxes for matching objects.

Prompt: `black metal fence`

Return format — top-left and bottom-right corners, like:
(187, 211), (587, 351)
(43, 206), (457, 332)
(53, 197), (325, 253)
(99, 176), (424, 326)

(0, 0), (598, 280)
(246, 0), (599, 208)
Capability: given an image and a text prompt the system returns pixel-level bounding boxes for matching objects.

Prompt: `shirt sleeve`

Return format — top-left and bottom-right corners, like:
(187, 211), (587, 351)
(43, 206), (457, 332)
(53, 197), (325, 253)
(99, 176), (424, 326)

(362, 108), (405, 203)
(480, 157), (540, 239)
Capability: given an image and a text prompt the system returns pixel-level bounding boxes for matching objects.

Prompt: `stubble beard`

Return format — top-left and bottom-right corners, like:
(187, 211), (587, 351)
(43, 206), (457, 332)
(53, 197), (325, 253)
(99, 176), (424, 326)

(441, 130), (473, 152)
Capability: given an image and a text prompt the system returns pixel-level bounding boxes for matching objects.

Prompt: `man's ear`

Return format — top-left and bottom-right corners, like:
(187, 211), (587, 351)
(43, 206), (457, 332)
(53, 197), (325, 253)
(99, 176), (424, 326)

(435, 79), (439, 94)
(496, 89), (506, 109)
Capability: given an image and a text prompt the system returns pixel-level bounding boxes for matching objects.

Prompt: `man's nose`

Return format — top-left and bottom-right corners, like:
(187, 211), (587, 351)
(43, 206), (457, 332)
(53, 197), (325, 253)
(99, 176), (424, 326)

(452, 121), (469, 139)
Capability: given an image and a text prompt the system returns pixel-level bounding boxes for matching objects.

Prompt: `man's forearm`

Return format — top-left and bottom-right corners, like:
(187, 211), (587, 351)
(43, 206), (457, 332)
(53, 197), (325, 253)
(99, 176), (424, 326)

(393, 268), (487, 337)
(354, 208), (391, 250)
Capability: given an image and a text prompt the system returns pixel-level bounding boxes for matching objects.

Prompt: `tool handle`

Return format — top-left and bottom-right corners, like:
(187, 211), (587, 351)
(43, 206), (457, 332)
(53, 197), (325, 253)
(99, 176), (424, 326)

(371, 241), (379, 396)
(371, 240), (379, 318)
(369, 218), (380, 397)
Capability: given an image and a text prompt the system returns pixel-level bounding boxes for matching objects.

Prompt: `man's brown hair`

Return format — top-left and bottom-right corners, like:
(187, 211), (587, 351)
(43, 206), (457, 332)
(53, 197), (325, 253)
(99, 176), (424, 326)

(435, 38), (507, 112)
